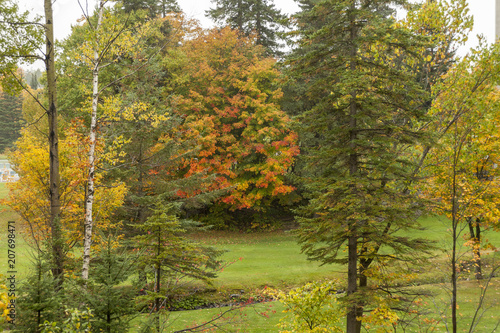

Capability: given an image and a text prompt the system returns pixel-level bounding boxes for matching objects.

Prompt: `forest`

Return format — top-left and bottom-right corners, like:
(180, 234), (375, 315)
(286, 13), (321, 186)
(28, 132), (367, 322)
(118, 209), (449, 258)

(1, 0), (500, 332)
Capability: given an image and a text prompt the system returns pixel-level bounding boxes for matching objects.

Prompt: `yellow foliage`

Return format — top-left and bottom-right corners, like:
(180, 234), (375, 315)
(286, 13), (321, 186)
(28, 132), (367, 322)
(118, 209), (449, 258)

(0, 276), (9, 323)
(4, 123), (127, 251)
(421, 42), (500, 267)
(362, 297), (399, 332)
(267, 280), (344, 332)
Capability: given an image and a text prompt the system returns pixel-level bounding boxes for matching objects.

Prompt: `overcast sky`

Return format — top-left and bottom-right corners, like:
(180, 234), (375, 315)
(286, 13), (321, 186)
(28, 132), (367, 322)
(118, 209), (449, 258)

(19, 0), (495, 55)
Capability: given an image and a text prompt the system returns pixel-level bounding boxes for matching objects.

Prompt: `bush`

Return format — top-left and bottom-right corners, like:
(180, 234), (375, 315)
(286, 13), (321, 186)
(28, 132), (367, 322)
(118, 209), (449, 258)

(39, 308), (92, 333)
(267, 280), (344, 332)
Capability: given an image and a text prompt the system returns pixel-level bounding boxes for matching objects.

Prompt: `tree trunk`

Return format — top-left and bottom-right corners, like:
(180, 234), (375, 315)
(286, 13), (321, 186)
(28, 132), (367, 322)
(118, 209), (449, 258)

(237, 0), (243, 30)
(346, 2), (361, 332)
(44, 0), (63, 288)
(468, 218), (483, 280)
(346, 234), (360, 333)
(155, 226), (162, 332)
(451, 146), (459, 333)
(137, 144), (148, 286)
(82, 1), (104, 281)
(255, 2), (262, 46)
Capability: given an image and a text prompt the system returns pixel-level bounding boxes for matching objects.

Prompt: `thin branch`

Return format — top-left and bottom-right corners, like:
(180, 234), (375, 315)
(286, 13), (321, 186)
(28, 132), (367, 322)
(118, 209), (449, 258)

(172, 305), (246, 333)
(97, 18), (186, 94)
(0, 20), (45, 29)
(468, 265), (500, 333)
(77, 0), (94, 29)
(8, 69), (48, 113)
(0, 53), (44, 61)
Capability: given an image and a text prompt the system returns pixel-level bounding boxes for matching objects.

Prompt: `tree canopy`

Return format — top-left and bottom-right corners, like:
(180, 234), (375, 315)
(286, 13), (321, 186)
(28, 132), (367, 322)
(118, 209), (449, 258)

(2, 0), (500, 331)
(206, 0), (288, 56)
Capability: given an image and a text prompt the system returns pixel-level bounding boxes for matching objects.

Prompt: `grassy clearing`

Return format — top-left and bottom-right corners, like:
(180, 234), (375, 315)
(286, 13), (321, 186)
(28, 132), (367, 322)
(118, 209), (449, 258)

(0, 182), (8, 200)
(126, 277), (500, 332)
(0, 184), (32, 279)
(2, 184), (500, 331)
(405, 278), (500, 332)
(191, 231), (341, 289)
(128, 301), (286, 332)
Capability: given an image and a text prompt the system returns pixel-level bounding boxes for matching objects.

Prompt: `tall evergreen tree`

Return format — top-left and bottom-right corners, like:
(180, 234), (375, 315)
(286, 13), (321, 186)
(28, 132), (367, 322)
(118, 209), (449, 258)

(206, 0), (287, 56)
(289, 1), (433, 331)
(119, 0), (180, 17)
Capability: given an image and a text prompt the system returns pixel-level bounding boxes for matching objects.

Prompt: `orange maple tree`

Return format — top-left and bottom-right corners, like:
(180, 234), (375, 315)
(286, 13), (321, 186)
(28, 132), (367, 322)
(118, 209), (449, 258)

(170, 27), (299, 209)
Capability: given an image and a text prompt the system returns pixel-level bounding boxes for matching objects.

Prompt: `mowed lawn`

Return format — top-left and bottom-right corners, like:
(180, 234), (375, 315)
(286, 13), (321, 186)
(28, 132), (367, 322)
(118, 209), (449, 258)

(0, 183), (32, 280)
(191, 230), (342, 289)
(2, 181), (500, 331)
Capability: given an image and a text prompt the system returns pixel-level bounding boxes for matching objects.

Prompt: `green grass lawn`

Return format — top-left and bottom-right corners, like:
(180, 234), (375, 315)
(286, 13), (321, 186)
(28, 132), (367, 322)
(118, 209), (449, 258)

(0, 182), (8, 199)
(128, 301), (286, 332)
(0, 183), (33, 280)
(2, 182), (500, 332)
(126, 277), (500, 332)
(191, 231), (342, 289)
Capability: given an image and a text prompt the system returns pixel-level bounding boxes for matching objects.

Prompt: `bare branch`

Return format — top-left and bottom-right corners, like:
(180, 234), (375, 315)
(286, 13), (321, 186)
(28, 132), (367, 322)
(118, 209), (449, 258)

(0, 20), (45, 29)
(7, 68), (48, 113)
(0, 53), (44, 61)
(172, 305), (246, 333)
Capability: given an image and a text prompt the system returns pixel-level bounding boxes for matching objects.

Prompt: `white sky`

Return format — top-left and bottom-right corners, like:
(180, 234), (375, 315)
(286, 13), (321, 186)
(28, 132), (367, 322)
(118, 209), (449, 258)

(18, 0), (495, 55)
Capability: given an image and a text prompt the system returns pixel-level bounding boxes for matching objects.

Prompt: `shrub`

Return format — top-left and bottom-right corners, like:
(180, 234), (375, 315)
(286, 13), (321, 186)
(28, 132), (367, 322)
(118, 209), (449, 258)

(39, 308), (92, 333)
(267, 280), (344, 332)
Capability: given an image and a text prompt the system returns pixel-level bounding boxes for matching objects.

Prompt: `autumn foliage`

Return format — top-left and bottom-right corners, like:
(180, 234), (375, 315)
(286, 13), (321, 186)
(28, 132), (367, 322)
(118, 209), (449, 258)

(5, 123), (126, 250)
(171, 27), (299, 209)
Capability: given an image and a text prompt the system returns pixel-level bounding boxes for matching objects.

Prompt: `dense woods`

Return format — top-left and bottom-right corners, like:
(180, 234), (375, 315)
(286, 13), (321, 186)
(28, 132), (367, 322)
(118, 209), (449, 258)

(1, 0), (500, 332)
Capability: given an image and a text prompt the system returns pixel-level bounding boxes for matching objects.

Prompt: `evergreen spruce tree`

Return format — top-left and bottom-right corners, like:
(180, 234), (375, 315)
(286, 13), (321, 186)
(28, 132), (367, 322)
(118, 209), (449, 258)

(0, 91), (22, 153)
(133, 202), (223, 331)
(206, 0), (287, 56)
(75, 234), (138, 333)
(289, 1), (433, 331)
(119, 0), (180, 17)
(14, 252), (63, 333)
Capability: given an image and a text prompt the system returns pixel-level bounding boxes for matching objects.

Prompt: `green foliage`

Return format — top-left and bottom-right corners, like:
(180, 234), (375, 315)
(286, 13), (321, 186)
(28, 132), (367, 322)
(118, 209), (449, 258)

(168, 295), (211, 311)
(118, 0), (181, 17)
(206, 0), (288, 56)
(0, 91), (22, 153)
(13, 252), (64, 333)
(0, 0), (44, 94)
(74, 234), (139, 332)
(288, 0), (437, 330)
(292, 0), (431, 265)
(39, 308), (93, 333)
(132, 202), (223, 313)
(198, 199), (297, 231)
(267, 280), (343, 332)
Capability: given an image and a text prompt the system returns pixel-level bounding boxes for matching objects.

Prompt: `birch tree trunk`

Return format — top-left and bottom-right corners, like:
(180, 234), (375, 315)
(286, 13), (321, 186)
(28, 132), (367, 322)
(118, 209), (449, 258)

(82, 1), (105, 281)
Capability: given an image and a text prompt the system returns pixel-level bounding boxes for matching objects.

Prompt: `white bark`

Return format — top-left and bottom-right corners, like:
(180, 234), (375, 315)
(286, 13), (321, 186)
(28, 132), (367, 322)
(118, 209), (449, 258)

(82, 1), (104, 281)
